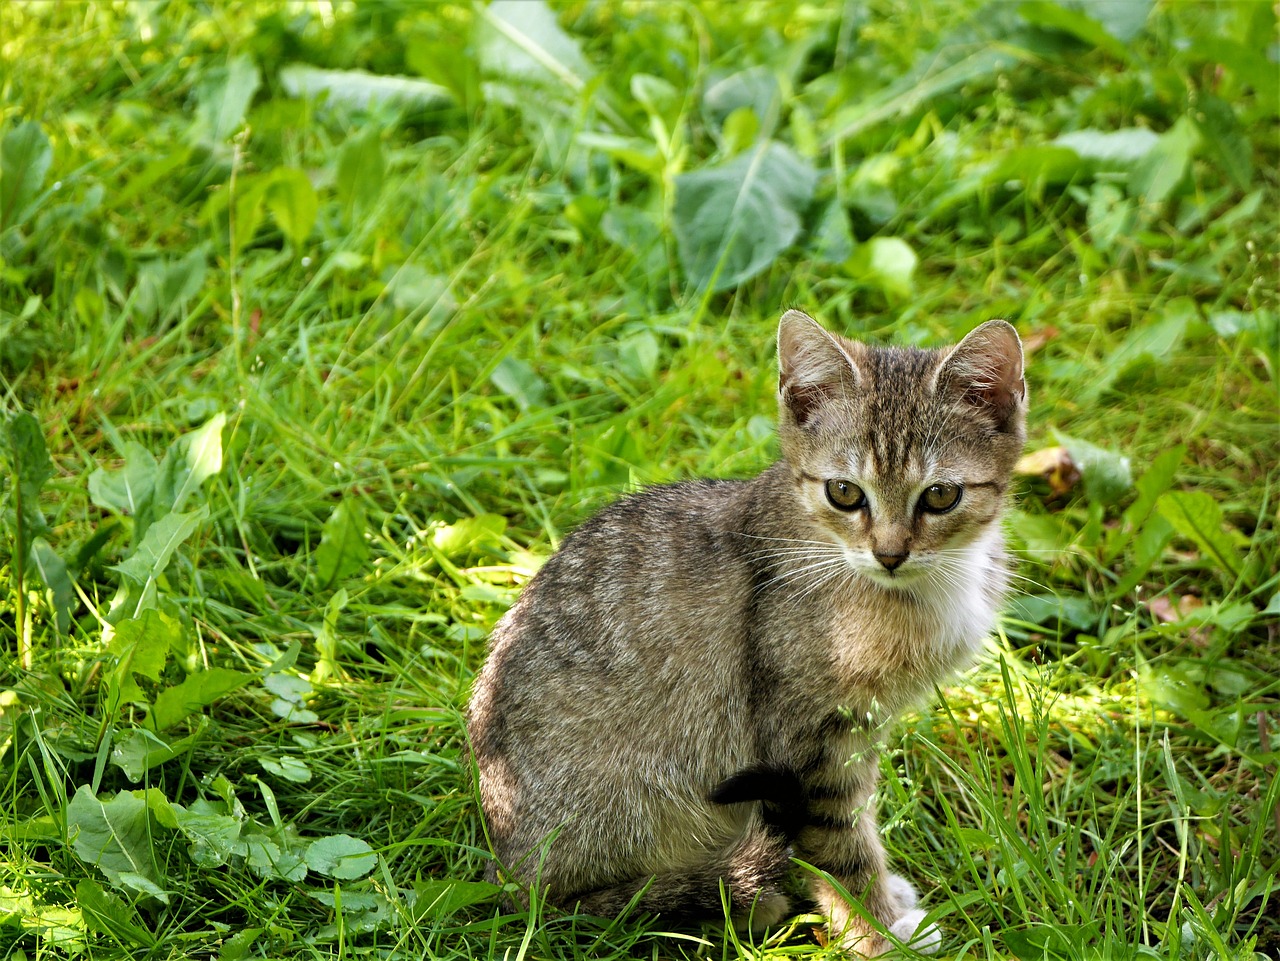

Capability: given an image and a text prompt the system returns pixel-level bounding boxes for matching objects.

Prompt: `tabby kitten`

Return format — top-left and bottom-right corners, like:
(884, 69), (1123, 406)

(468, 310), (1027, 955)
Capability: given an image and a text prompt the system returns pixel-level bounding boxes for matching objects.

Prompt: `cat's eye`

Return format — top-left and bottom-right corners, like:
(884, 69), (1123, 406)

(825, 479), (867, 511)
(920, 483), (962, 514)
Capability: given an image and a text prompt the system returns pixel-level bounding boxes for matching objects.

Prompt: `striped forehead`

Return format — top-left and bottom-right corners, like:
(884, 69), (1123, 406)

(859, 346), (941, 471)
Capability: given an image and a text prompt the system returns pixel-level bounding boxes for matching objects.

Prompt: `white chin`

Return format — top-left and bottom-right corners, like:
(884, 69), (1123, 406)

(862, 567), (926, 590)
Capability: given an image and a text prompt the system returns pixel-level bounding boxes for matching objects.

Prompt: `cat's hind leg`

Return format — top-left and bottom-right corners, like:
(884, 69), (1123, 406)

(568, 818), (792, 929)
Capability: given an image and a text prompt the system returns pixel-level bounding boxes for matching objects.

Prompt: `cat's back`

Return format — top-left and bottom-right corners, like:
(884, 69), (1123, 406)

(489, 478), (755, 666)
(472, 478), (764, 710)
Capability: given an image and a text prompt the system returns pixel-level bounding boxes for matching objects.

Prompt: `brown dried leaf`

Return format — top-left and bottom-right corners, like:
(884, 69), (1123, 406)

(1016, 445), (1080, 496)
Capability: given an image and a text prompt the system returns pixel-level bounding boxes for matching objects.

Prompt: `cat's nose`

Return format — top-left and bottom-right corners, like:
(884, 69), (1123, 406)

(874, 551), (908, 572)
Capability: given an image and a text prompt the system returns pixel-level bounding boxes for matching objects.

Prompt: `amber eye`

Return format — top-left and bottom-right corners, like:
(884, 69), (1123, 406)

(920, 483), (962, 514)
(825, 479), (867, 511)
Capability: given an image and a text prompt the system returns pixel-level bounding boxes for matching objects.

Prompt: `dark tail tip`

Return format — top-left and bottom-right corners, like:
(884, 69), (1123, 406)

(710, 763), (808, 840)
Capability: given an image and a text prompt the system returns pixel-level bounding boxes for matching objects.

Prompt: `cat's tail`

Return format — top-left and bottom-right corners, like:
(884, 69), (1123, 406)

(570, 816), (792, 928)
(710, 762), (809, 841)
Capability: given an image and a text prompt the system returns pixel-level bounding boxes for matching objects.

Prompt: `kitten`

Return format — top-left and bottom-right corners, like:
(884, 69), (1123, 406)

(467, 310), (1027, 955)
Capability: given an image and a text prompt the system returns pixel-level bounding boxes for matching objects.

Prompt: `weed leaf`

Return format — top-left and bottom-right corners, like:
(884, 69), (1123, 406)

(111, 727), (201, 781)
(0, 121), (52, 231)
(845, 236), (918, 299)
(171, 802), (243, 868)
(76, 878), (156, 947)
(1195, 94), (1252, 190)
(88, 441), (158, 515)
(413, 878), (505, 920)
(1156, 491), (1243, 580)
(337, 128), (386, 224)
(279, 64), (452, 110)
(490, 356), (549, 412)
(168, 413), (225, 515)
(1016, 2), (1130, 59)
(193, 54), (261, 145)
(1053, 431), (1132, 505)
(6, 411), (52, 523)
(313, 500), (370, 589)
(672, 140), (817, 292)
(304, 834), (376, 880)
(67, 786), (165, 888)
(106, 609), (178, 708)
(1054, 127), (1158, 168)
(110, 507), (209, 615)
(1129, 115), (1199, 203)
(30, 536), (74, 633)
(149, 667), (253, 732)
(478, 0), (592, 92)
(265, 169), (318, 250)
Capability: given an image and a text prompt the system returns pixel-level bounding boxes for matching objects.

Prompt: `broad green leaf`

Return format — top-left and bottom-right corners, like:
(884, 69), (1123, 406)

(477, 0), (593, 91)
(218, 927), (264, 961)
(106, 609), (179, 705)
(279, 64), (452, 110)
(242, 834), (308, 882)
(1129, 115), (1200, 203)
(88, 441), (158, 515)
(1124, 445), (1186, 529)
(704, 66), (781, 133)
(167, 412), (225, 515)
(1007, 593), (1098, 631)
(265, 168), (318, 249)
(259, 755), (312, 783)
(0, 121), (52, 231)
(810, 199), (855, 265)
(431, 514), (508, 558)
(171, 802), (243, 868)
(336, 127), (386, 223)
(149, 667), (253, 732)
(1067, 0), (1153, 42)
(1004, 922), (1100, 959)
(1053, 431), (1132, 506)
(490, 356), (549, 412)
(1111, 514), (1175, 597)
(1156, 491), (1243, 580)
(1195, 94), (1252, 191)
(304, 834), (377, 880)
(110, 507), (209, 615)
(193, 54), (261, 144)
(413, 878), (505, 920)
(1017, 2), (1129, 59)
(67, 786), (164, 887)
(5, 413), (53, 538)
(1054, 127), (1158, 168)
(576, 132), (663, 176)
(110, 727), (201, 781)
(313, 499), (370, 588)
(672, 141), (817, 292)
(845, 236), (918, 300)
(30, 536), (74, 633)
(76, 878), (156, 947)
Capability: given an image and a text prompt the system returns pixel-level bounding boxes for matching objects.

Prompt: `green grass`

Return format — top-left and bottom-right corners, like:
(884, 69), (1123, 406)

(0, 1), (1276, 958)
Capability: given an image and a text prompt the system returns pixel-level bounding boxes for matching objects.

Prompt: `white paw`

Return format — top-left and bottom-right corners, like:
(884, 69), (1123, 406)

(884, 873), (919, 911)
(732, 890), (790, 932)
(888, 909), (941, 955)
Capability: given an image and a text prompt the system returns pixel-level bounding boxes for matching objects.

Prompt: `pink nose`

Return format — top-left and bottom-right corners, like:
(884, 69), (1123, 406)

(875, 552), (907, 572)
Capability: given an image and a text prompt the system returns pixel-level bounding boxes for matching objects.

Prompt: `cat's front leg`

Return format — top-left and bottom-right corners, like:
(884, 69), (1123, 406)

(797, 796), (940, 957)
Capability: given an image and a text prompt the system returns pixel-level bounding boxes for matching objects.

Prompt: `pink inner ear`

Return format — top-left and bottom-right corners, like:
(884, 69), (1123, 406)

(941, 324), (1025, 429)
(777, 312), (860, 427)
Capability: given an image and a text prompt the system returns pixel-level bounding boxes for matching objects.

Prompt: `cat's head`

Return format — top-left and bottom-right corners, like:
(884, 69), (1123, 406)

(775, 310), (1026, 591)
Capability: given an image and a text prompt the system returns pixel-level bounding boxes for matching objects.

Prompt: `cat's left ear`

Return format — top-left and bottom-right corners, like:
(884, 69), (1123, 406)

(935, 320), (1026, 433)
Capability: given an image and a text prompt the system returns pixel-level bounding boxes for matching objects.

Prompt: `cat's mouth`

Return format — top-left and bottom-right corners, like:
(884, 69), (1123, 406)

(859, 562), (928, 590)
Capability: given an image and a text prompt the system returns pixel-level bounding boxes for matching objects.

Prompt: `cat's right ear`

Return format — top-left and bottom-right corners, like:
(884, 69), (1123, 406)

(777, 309), (860, 428)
